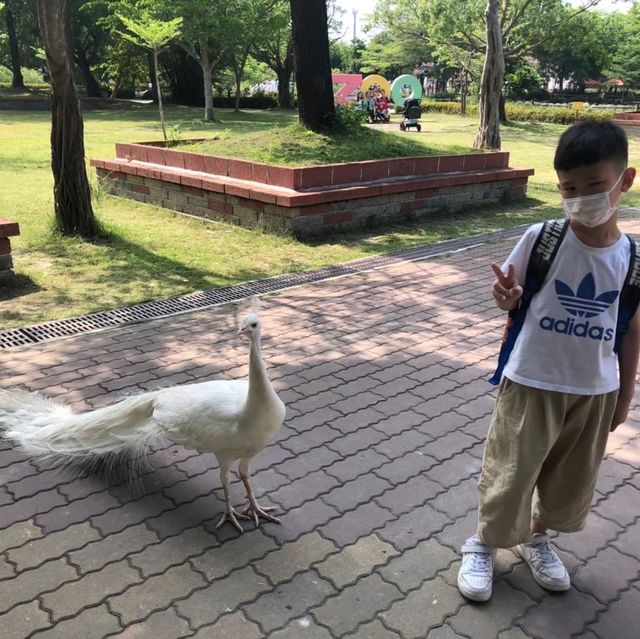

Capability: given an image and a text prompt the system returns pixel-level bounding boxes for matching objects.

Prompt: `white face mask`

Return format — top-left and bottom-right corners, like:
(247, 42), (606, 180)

(561, 171), (625, 228)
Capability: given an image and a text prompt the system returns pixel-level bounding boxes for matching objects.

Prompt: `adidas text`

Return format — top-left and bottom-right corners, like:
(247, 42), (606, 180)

(540, 316), (614, 341)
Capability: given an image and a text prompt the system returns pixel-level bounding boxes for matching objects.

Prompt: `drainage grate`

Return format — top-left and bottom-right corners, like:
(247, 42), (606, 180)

(0, 225), (528, 350)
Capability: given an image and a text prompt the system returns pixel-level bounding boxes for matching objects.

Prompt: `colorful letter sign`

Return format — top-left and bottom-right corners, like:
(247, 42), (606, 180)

(332, 73), (422, 105)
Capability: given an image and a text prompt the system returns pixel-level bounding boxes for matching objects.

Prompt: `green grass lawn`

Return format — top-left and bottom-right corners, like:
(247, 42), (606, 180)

(2, 103), (640, 329)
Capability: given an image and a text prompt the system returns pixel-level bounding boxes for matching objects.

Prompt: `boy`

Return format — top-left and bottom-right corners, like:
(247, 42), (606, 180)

(457, 119), (640, 602)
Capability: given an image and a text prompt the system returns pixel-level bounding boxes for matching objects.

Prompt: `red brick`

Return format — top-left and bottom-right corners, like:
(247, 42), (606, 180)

(249, 188), (277, 204)
(181, 184), (204, 197)
(414, 156), (439, 175)
(0, 220), (20, 237)
(180, 175), (203, 190)
(252, 162), (268, 183)
(332, 163), (362, 185)
(388, 158), (416, 178)
(267, 165), (295, 189)
(164, 150), (185, 169)
(463, 153), (486, 170)
(239, 198), (265, 212)
(361, 160), (389, 181)
(129, 145), (148, 162)
(0, 238), (10, 255)
(299, 165), (333, 189)
(515, 168), (535, 178)
(162, 170), (182, 184)
(145, 146), (166, 165)
(136, 165), (156, 179)
(225, 183), (251, 199)
(115, 143), (131, 159)
(200, 176), (225, 193)
(475, 170), (502, 183)
(485, 151), (509, 169)
(438, 155), (464, 173)
(203, 156), (226, 176)
(131, 184), (150, 195)
(183, 152), (205, 172)
(227, 159), (254, 181)
(90, 159), (104, 169)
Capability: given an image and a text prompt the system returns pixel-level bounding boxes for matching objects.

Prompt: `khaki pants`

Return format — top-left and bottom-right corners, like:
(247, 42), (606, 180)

(477, 377), (617, 548)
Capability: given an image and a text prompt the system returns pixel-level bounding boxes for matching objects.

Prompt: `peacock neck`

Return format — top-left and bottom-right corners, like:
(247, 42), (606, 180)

(247, 336), (273, 401)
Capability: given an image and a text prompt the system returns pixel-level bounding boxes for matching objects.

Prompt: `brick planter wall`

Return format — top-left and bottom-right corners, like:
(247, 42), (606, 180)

(613, 112), (640, 127)
(0, 219), (20, 275)
(92, 142), (534, 238)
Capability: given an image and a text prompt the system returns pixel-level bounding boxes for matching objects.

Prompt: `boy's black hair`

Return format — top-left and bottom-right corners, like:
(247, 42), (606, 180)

(554, 119), (628, 172)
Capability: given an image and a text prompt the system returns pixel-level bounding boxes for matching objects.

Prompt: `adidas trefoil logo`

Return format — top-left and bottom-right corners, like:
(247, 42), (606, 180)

(555, 273), (618, 318)
(538, 273), (617, 342)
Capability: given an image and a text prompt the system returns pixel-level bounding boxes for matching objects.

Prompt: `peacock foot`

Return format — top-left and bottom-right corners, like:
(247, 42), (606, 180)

(241, 503), (281, 527)
(216, 507), (251, 533)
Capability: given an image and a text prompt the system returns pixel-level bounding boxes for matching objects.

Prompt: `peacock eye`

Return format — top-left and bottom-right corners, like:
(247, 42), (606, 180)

(251, 322), (257, 328)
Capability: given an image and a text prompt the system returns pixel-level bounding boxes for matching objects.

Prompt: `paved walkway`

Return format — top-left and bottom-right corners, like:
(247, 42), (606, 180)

(1, 221), (639, 639)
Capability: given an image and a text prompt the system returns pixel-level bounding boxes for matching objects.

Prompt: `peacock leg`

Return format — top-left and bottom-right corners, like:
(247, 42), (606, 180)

(216, 458), (250, 532)
(239, 458), (281, 526)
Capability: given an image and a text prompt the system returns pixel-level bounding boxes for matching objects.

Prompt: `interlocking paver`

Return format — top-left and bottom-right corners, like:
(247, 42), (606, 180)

(109, 562), (206, 625)
(314, 533), (399, 588)
(108, 607), (192, 638)
(381, 576), (462, 638)
(267, 617), (333, 639)
(3, 220), (640, 638)
(312, 572), (403, 636)
(129, 525), (220, 577)
(30, 604), (121, 638)
(190, 611), (262, 638)
(41, 560), (142, 621)
(68, 522), (159, 574)
(516, 587), (606, 638)
(7, 522), (101, 571)
(254, 531), (336, 585)
(572, 546), (640, 603)
(1, 601), (51, 638)
(244, 569), (336, 633)
(0, 557), (78, 614)
(378, 538), (457, 593)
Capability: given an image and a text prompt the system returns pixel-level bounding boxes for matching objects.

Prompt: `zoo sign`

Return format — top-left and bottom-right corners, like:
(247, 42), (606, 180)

(333, 73), (423, 105)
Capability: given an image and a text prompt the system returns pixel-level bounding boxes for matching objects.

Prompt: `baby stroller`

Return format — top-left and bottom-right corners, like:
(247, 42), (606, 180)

(400, 98), (422, 132)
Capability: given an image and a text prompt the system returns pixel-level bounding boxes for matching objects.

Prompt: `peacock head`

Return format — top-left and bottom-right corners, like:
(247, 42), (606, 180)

(239, 313), (262, 339)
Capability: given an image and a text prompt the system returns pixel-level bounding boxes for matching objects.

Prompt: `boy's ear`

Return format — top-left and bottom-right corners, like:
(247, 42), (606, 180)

(622, 167), (636, 192)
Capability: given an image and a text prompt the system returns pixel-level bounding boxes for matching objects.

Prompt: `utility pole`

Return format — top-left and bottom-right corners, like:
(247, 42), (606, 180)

(352, 8), (358, 73)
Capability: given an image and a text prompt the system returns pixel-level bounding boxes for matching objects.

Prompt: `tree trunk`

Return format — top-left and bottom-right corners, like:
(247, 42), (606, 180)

(200, 41), (215, 121)
(36, 0), (98, 238)
(233, 46), (251, 112)
(5, 5), (25, 89)
(148, 50), (158, 102)
(153, 47), (167, 143)
(109, 74), (123, 100)
(473, 0), (504, 150)
(75, 44), (102, 97)
(289, 0), (335, 131)
(277, 67), (292, 108)
(499, 92), (507, 123)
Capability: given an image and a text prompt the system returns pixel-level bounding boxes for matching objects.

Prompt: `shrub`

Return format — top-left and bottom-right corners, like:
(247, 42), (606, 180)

(332, 103), (368, 130)
(419, 100), (613, 124)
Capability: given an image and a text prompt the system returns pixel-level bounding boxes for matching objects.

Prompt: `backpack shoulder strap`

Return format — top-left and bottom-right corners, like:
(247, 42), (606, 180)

(489, 218), (570, 385)
(614, 235), (640, 353)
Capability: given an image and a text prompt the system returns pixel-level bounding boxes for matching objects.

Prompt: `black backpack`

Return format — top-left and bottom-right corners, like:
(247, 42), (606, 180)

(490, 218), (640, 385)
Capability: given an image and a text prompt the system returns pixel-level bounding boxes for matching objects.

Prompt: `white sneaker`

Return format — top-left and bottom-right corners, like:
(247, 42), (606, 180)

(457, 536), (494, 601)
(515, 533), (570, 592)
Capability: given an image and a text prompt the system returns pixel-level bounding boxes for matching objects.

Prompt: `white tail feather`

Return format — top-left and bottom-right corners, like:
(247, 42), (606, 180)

(0, 388), (161, 461)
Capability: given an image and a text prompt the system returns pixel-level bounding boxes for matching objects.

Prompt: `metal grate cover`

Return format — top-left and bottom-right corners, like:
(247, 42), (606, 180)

(0, 225), (528, 350)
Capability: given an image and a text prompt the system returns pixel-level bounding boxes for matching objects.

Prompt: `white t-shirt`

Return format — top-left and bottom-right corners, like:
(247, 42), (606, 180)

(502, 222), (630, 395)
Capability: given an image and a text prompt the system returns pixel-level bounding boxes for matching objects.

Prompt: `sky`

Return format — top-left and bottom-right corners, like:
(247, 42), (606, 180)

(334, 0), (634, 41)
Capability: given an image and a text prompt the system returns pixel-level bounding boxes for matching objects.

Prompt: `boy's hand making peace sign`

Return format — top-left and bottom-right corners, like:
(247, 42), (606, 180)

(491, 263), (523, 312)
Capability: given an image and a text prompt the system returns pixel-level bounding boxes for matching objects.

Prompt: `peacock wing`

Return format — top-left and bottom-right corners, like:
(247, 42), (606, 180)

(151, 379), (249, 452)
